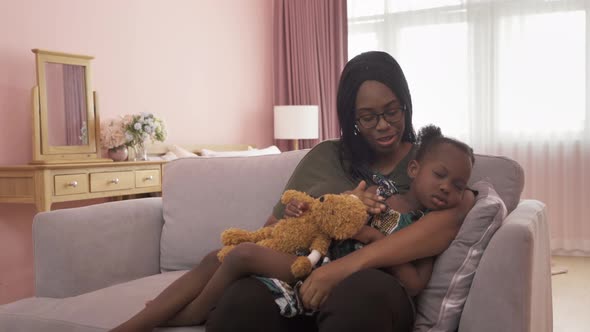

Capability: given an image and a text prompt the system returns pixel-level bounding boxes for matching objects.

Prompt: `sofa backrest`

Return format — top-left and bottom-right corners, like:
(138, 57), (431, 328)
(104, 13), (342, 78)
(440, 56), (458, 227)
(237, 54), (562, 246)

(159, 150), (524, 272)
(160, 150), (308, 271)
(469, 154), (524, 213)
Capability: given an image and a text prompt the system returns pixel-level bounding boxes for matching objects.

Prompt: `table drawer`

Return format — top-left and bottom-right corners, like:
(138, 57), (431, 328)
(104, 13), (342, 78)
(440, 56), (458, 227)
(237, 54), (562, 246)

(90, 171), (134, 192)
(135, 169), (161, 188)
(54, 174), (89, 196)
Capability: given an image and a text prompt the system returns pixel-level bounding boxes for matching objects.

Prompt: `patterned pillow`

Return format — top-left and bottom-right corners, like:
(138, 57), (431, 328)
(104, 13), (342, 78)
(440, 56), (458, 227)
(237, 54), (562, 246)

(413, 181), (507, 332)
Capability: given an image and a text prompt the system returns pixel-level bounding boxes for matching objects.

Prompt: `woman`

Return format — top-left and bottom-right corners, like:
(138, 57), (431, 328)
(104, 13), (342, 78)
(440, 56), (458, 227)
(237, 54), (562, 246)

(205, 51), (475, 332)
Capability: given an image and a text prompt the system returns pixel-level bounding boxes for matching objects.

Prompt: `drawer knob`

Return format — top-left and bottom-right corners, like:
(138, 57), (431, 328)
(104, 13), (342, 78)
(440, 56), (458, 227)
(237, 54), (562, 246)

(68, 181), (78, 188)
(110, 178), (120, 184)
(145, 175), (154, 181)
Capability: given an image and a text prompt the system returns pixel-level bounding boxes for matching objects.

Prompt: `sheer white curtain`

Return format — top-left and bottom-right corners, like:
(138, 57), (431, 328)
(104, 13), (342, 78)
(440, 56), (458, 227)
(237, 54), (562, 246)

(348, 0), (590, 256)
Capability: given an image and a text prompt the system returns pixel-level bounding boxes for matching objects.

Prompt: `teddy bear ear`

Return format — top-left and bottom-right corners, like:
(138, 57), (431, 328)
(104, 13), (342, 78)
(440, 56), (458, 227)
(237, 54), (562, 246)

(281, 190), (314, 204)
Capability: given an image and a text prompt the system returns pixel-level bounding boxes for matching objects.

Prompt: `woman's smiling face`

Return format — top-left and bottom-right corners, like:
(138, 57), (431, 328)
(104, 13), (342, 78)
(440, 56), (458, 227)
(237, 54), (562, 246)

(355, 80), (406, 156)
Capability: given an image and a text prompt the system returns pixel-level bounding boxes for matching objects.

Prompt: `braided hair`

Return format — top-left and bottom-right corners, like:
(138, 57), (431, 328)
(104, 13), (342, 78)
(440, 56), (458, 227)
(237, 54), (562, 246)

(337, 51), (416, 180)
(415, 124), (475, 165)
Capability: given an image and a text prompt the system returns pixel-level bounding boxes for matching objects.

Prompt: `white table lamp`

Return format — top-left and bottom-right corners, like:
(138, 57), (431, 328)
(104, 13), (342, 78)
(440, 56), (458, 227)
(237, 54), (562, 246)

(274, 105), (319, 150)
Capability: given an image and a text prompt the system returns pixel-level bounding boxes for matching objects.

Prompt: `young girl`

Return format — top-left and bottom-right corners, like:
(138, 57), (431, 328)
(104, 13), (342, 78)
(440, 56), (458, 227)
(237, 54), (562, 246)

(110, 125), (474, 331)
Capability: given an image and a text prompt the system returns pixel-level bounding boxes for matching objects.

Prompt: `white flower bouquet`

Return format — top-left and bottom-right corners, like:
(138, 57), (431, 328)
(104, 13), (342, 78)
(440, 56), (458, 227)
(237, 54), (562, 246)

(121, 112), (167, 147)
(100, 113), (166, 161)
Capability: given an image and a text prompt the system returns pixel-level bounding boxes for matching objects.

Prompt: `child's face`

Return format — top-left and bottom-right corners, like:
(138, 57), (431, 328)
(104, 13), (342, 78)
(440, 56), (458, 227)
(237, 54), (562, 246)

(408, 143), (472, 210)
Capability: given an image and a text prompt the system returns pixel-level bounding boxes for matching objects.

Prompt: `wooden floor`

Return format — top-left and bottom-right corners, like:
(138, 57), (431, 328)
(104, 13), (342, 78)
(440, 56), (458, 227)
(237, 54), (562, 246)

(551, 255), (590, 332)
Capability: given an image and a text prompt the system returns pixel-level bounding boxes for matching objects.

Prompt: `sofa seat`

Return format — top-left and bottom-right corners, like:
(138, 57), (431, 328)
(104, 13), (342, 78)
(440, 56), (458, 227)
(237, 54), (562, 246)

(0, 271), (203, 332)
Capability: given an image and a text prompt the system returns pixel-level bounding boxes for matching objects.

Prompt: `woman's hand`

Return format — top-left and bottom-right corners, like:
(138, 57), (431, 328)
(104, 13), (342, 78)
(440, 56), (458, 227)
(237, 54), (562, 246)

(299, 259), (357, 311)
(346, 181), (386, 215)
(352, 225), (384, 244)
(284, 199), (309, 218)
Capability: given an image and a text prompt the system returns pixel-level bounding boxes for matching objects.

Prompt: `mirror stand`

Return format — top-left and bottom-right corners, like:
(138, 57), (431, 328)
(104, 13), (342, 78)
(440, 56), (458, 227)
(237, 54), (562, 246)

(30, 49), (111, 164)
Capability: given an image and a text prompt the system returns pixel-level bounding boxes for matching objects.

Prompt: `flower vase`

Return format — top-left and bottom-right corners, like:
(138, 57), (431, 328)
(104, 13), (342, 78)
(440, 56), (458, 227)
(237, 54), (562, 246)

(133, 143), (148, 161)
(107, 145), (129, 162)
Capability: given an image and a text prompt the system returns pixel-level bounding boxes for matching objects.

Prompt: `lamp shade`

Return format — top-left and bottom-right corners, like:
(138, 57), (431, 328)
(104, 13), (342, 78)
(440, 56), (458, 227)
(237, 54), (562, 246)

(273, 105), (319, 139)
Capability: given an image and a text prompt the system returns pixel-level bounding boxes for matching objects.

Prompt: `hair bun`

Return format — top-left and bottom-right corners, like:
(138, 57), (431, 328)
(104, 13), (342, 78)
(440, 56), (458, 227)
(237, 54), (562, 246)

(416, 124), (442, 145)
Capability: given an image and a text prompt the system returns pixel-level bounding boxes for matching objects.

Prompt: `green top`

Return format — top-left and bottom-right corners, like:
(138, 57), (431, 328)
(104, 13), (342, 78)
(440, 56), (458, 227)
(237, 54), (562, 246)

(272, 139), (417, 219)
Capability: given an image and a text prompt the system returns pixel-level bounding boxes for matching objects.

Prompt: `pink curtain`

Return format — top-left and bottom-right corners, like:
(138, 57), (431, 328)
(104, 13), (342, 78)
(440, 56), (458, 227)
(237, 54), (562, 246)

(273, 0), (347, 151)
(487, 141), (590, 256)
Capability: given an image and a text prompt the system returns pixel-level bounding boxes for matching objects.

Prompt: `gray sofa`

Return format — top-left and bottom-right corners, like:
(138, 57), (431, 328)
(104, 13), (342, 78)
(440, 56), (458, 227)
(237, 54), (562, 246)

(0, 149), (553, 332)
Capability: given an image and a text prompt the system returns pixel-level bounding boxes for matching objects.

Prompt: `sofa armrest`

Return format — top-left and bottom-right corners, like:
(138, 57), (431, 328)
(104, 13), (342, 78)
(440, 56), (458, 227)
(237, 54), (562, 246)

(458, 199), (552, 332)
(33, 198), (164, 298)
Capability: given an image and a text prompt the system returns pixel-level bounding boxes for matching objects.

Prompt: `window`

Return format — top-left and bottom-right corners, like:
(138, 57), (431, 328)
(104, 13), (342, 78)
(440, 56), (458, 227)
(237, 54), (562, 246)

(348, 0), (587, 140)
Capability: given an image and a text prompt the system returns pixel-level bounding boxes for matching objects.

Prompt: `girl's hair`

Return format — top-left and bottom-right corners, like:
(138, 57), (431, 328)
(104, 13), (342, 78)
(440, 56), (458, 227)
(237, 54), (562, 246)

(415, 124), (475, 165)
(336, 51), (416, 180)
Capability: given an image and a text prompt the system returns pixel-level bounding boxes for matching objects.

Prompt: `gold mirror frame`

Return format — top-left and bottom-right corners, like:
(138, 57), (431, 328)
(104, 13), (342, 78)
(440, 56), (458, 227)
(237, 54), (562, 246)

(31, 49), (110, 164)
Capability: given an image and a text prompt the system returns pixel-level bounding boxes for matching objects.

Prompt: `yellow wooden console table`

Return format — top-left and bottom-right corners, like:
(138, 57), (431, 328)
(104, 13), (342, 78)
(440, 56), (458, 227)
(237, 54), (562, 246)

(0, 50), (167, 212)
(0, 161), (164, 212)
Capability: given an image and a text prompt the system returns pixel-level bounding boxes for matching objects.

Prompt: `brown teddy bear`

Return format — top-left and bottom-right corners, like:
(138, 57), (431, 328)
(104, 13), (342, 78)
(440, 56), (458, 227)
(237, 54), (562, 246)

(216, 189), (368, 279)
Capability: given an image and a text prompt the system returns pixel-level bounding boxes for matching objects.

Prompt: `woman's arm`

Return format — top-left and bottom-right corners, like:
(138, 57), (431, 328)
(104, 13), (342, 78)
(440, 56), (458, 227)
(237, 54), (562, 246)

(355, 225), (432, 296)
(300, 190), (475, 309)
(354, 225), (434, 296)
(356, 200), (473, 269)
(353, 188), (474, 268)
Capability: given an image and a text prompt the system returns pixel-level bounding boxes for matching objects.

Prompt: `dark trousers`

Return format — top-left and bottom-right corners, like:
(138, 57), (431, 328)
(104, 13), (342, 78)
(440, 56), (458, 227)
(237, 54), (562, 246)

(206, 269), (414, 332)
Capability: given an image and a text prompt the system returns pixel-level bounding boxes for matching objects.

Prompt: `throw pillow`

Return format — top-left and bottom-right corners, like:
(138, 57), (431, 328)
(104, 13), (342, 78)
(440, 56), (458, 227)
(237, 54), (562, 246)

(201, 145), (281, 157)
(160, 151), (178, 161)
(413, 181), (507, 332)
(168, 145), (198, 158)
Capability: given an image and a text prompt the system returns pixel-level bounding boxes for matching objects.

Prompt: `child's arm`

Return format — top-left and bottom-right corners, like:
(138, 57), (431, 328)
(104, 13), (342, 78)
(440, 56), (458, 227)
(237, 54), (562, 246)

(352, 225), (385, 244)
(264, 199), (310, 226)
(385, 257), (434, 297)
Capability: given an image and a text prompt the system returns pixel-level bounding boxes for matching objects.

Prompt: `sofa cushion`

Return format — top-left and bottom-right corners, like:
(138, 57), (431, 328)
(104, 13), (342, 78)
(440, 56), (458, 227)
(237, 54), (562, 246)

(0, 271), (201, 332)
(160, 150), (308, 272)
(413, 181), (507, 332)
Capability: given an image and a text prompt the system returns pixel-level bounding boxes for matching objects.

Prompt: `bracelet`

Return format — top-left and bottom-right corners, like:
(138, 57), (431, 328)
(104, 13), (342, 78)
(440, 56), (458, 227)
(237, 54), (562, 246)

(369, 208), (401, 236)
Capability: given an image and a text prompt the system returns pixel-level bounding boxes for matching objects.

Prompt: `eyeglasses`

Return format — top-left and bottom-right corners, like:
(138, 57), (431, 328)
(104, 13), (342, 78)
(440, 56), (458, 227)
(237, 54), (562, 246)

(355, 105), (406, 129)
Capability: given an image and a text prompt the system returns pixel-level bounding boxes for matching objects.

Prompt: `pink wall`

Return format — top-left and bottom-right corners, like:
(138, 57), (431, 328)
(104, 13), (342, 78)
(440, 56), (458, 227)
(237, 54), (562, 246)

(0, 0), (273, 304)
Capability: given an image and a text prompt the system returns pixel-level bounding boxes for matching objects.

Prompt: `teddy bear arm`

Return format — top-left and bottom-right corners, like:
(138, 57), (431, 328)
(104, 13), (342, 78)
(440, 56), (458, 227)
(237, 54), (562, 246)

(249, 227), (274, 242)
(291, 236), (329, 278)
(309, 234), (331, 256)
